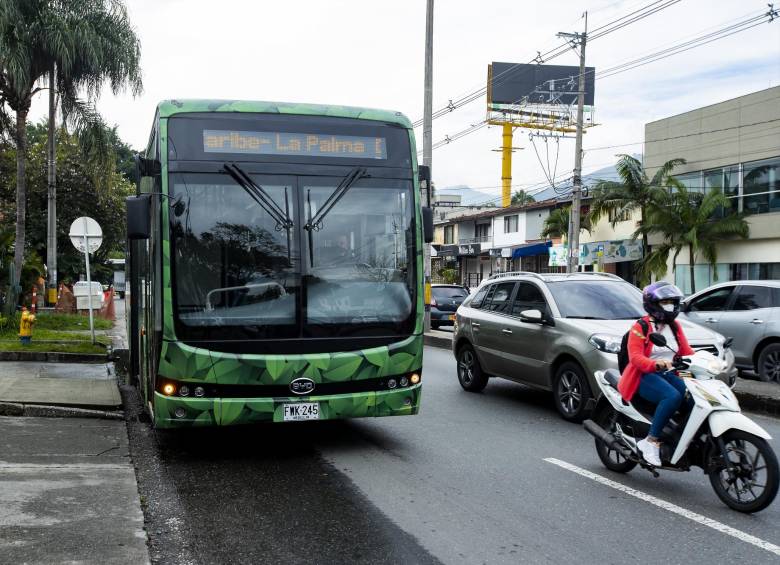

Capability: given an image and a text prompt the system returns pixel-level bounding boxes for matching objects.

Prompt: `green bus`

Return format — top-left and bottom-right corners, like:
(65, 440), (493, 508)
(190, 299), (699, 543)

(126, 100), (433, 428)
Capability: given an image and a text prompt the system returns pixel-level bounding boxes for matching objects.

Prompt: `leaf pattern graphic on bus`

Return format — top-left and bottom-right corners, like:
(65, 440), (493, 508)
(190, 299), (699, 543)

(153, 386), (421, 428)
(157, 335), (423, 386)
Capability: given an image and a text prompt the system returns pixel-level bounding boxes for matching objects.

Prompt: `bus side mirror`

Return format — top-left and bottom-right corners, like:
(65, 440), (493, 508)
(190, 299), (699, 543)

(127, 195), (151, 240)
(418, 165), (431, 187)
(422, 206), (434, 243)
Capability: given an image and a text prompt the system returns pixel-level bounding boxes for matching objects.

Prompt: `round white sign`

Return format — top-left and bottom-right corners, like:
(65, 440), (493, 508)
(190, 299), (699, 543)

(69, 216), (103, 254)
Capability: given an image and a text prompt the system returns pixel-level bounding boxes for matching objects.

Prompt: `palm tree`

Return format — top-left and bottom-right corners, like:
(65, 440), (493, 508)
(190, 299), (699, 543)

(589, 154), (685, 283)
(511, 189), (535, 206)
(540, 206), (591, 241)
(0, 0), (142, 288)
(636, 186), (749, 293)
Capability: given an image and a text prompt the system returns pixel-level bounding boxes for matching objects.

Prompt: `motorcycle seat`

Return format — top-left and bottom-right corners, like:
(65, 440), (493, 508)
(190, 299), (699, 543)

(604, 369), (621, 390)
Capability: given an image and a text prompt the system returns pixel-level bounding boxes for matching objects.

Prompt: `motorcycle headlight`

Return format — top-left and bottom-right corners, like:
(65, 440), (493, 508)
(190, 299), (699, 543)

(589, 334), (622, 354)
(707, 359), (726, 374)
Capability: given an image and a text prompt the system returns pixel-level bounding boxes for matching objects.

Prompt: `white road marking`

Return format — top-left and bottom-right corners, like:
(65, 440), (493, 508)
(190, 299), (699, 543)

(544, 457), (780, 558)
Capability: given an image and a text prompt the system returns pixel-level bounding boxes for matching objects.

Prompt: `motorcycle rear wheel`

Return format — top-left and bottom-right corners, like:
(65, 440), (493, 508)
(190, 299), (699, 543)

(595, 408), (638, 473)
(708, 430), (779, 513)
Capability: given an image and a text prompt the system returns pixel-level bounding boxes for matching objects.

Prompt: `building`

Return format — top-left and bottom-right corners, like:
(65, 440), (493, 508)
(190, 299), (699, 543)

(644, 86), (780, 292)
(431, 199), (562, 287)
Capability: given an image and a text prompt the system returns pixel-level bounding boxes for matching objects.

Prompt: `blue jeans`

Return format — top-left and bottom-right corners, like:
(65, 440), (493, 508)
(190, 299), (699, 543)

(638, 371), (691, 438)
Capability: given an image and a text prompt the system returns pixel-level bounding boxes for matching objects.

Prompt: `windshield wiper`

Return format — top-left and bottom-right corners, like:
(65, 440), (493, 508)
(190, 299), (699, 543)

(304, 167), (368, 232)
(223, 164), (294, 230)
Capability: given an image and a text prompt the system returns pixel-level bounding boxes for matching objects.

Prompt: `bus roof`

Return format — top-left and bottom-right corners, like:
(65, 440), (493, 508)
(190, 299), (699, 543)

(156, 99), (412, 129)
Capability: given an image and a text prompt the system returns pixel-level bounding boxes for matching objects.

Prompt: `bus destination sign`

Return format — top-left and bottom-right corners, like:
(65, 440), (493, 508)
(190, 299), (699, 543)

(203, 130), (387, 159)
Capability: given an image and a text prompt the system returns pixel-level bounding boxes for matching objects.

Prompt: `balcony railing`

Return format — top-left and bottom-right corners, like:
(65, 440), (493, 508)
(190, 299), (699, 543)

(458, 235), (491, 244)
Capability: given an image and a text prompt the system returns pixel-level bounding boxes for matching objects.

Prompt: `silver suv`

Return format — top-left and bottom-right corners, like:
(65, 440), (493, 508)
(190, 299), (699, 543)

(452, 272), (737, 422)
(679, 280), (780, 382)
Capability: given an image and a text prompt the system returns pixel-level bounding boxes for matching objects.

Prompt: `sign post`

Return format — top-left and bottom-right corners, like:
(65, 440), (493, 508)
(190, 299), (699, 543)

(69, 217), (103, 344)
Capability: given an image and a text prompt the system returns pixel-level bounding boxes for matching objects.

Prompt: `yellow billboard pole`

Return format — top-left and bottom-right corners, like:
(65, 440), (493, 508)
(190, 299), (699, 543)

(501, 123), (513, 208)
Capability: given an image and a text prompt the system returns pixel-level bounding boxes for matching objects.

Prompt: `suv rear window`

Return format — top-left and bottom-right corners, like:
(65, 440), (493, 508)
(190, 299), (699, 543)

(731, 285), (774, 310)
(469, 285), (490, 309)
(485, 282), (515, 314)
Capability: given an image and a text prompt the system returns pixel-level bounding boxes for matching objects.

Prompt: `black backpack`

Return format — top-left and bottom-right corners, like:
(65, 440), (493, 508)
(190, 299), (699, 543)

(617, 318), (681, 373)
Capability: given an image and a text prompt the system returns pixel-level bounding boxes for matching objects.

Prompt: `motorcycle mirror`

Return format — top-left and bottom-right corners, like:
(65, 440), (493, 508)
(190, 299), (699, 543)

(648, 333), (667, 347)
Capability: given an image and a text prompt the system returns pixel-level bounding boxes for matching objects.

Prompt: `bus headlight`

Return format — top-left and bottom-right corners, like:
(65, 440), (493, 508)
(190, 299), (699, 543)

(162, 383), (175, 396)
(410, 373), (421, 385)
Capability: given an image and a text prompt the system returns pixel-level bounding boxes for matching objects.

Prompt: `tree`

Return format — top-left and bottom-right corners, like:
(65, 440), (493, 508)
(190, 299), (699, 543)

(635, 186), (749, 293)
(29, 124), (135, 283)
(540, 206), (591, 241)
(589, 154), (685, 283)
(0, 0), (142, 287)
(511, 189), (535, 206)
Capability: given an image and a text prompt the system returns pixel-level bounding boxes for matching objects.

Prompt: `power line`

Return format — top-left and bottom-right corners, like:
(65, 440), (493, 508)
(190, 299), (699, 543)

(423, 8), (777, 156)
(586, 123), (780, 152)
(410, 0), (682, 129)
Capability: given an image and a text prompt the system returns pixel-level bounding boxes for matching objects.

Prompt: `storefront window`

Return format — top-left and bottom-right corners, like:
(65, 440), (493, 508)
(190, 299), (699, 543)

(676, 263), (780, 293)
(743, 157), (780, 215)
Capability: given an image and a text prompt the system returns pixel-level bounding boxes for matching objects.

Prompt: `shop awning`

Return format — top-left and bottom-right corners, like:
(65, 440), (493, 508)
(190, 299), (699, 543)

(512, 241), (552, 259)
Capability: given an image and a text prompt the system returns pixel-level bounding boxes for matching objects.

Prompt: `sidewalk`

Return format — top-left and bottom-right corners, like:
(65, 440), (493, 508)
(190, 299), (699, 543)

(0, 298), (151, 564)
(423, 329), (780, 417)
(0, 416), (149, 564)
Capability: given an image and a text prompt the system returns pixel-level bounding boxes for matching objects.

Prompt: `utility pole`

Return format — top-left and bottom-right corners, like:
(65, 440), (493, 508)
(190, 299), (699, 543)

(423, 0), (434, 332)
(46, 65), (57, 304)
(559, 13), (587, 273)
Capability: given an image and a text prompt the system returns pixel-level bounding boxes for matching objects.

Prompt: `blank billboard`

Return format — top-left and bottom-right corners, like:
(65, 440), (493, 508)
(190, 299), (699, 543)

(488, 62), (595, 107)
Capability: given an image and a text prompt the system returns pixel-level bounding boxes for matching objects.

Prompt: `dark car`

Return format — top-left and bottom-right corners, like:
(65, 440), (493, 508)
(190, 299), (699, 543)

(431, 284), (469, 329)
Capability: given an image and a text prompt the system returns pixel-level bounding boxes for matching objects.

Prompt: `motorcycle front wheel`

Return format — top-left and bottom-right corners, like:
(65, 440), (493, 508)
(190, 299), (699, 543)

(595, 408), (638, 473)
(709, 430), (779, 513)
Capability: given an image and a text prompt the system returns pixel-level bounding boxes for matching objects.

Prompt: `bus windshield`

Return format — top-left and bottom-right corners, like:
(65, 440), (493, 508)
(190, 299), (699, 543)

(169, 173), (415, 340)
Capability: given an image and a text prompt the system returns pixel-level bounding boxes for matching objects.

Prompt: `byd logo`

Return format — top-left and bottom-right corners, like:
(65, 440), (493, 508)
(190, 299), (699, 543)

(289, 377), (315, 395)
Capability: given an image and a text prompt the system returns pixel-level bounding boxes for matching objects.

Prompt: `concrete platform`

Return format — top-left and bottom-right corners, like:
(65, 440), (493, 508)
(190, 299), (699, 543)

(0, 362), (121, 408)
(0, 416), (149, 564)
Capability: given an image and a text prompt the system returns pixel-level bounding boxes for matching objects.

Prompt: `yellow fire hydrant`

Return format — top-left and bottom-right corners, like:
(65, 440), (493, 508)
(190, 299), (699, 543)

(19, 307), (36, 345)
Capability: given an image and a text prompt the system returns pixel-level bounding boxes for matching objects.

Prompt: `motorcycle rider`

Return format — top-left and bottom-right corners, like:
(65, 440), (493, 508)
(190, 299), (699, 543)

(617, 281), (694, 467)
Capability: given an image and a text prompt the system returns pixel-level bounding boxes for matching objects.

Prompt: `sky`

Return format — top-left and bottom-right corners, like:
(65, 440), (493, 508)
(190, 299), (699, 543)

(27, 0), (780, 204)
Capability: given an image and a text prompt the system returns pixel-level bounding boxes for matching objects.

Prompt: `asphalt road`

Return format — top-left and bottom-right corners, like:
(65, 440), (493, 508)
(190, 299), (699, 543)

(126, 346), (780, 565)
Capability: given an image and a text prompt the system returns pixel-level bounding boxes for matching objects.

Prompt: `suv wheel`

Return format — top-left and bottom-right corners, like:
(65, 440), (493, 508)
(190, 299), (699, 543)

(457, 344), (488, 392)
(757, 343), (780, 383)
(553, 362), (592, 422)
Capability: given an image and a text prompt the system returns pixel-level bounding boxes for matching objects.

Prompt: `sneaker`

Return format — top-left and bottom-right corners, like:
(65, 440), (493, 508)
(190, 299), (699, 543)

(638, 438), (662, 467)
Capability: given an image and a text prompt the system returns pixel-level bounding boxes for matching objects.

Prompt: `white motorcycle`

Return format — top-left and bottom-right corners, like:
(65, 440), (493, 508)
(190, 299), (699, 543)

(584, 332), (779, 513)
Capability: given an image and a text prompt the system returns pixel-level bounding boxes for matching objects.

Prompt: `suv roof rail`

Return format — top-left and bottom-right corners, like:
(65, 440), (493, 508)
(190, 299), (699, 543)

(541, 271), (624, 280)
(487, 271), (624, 282)
(487, 271), (546, 281)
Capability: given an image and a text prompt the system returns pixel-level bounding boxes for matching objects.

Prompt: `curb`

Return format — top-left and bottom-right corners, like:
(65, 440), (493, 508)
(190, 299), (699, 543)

(0, 401), (124, 420)
(0, 351), (107, 363)
(734, 390), (780, 418)
(424, 334), (451, 350)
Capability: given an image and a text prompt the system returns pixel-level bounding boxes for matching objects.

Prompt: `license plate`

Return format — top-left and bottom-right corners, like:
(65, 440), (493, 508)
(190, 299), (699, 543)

(282, 402), (320, 421)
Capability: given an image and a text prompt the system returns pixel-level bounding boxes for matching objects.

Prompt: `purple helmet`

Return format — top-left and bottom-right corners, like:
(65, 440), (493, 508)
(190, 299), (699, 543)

(642, 281), (684, 323)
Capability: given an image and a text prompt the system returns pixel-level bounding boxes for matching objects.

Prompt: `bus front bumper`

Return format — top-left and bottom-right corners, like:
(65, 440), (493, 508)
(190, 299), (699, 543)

(152, 385), (422, 428)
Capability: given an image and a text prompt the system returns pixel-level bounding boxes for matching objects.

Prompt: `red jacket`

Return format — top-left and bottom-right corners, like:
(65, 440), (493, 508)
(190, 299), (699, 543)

(617, 316), (695, 402)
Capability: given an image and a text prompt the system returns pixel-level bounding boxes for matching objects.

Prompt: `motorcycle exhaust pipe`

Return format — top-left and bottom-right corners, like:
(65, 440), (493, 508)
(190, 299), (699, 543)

(583, 419), (634, 459)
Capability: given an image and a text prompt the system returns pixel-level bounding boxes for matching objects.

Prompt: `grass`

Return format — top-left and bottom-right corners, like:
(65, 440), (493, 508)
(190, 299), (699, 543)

(30, 312), (113, 331)
(0, 340), (107, 355)
(0, 312), (113, 355)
